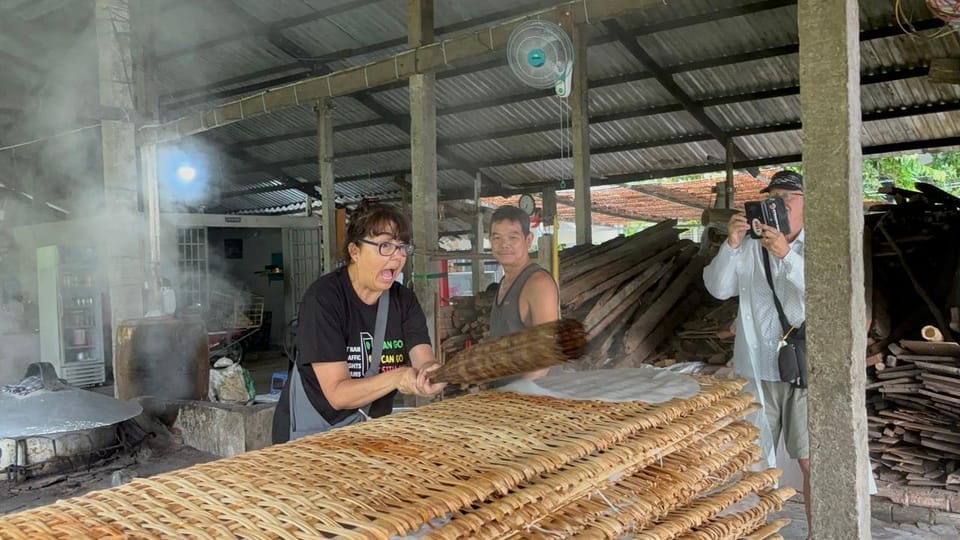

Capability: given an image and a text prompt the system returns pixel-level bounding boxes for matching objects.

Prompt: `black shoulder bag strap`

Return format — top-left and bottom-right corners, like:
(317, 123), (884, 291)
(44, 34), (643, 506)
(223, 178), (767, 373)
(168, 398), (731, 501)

(761, 249), (795, 340)
(364, 289), (390, 378)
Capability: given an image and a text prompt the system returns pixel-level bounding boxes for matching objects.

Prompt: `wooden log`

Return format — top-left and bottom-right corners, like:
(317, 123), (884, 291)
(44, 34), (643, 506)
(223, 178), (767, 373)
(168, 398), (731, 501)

(564, 242), (681, 311)
(867, 377), (916, 389)
(923, 325), (946, 342)
(559, 233), (632, 270)
(583, 265), (666, 338)
(900, 340), (960, 357)
(619, 290), (703, 366)
(559, 228), (679, 305)
(876, 368), (921, 380)
(621, 254), (707, 355)
(560, 220), (676, 285)
(914, 362), (960, 376)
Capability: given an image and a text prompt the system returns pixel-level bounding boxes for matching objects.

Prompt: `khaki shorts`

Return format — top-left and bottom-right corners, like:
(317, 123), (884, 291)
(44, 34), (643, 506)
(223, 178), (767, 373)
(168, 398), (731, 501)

(761, 380), (809, 460)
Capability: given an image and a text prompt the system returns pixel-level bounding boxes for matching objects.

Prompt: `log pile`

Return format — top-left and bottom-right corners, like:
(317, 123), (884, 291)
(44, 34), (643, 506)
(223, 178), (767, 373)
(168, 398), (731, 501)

(439, 291), (494, 358)
(865, 183), (960, 507)
(560, 220), (712, 368)
(868, 339), (960, 491)
(0, 378), (795, 539)
(658, 299), (738, 368)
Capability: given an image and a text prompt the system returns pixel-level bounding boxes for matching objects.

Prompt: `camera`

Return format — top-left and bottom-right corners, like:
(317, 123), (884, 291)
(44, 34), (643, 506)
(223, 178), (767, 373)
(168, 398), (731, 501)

(744, 197), (790, 239)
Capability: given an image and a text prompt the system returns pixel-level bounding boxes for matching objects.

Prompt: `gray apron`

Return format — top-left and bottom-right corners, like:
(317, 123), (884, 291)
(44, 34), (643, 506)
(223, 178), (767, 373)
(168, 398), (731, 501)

(289, 290), (389, 440)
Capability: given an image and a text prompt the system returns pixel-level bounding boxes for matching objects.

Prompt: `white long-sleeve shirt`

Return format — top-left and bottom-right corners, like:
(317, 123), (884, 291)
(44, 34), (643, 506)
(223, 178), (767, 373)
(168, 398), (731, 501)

(702, 230), (805, 381)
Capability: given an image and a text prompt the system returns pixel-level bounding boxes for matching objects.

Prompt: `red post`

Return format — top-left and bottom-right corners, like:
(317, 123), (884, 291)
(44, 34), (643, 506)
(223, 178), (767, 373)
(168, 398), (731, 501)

(439, 259), (450, 307)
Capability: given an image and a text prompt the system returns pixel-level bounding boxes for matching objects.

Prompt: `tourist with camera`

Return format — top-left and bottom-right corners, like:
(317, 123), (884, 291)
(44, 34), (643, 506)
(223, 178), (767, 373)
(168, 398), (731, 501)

(702, 169), (810, 526)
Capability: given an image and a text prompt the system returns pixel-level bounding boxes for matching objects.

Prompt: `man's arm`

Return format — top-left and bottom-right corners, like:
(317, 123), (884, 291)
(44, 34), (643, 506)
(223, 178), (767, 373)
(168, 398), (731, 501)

(703, 242), (745, 300)
(520, 271), (560, 380)
(703, 212), (750, 300)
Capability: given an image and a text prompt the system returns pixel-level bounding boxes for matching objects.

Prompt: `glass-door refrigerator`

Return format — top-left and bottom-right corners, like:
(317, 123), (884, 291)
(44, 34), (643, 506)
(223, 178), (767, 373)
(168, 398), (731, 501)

(37, 246), (106, 387)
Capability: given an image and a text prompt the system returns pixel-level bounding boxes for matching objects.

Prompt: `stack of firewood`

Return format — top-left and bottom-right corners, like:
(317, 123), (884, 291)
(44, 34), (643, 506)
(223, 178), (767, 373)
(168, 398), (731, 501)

(562, 220), (711, 368)
(439, 291), (494, 357)
(864, 183), (960, 507)
(868, 338), (960, 490)
(659, 299), (738, 368)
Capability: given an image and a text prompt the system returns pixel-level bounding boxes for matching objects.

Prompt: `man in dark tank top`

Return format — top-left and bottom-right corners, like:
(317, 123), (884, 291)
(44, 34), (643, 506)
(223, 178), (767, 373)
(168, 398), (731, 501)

(488, 206), (560, 381)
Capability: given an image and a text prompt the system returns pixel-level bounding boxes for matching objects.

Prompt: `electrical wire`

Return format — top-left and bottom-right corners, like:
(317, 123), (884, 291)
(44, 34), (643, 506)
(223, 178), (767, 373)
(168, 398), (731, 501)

(896, 0), (958, 39)
(0, 124), (101, 153)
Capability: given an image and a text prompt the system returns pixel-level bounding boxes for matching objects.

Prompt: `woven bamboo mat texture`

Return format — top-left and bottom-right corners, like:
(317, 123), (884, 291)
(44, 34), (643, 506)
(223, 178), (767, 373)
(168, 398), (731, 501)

(0, 376), (792, 539)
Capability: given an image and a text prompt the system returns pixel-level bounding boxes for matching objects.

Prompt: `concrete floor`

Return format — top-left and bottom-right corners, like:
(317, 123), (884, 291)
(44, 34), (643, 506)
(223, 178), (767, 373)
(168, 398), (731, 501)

(767, 497), (960, 539)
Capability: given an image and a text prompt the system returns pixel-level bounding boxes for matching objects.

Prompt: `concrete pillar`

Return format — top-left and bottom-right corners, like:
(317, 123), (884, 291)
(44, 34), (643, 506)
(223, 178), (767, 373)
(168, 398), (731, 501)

(317, 99), (337, 273)
(471, 172), (484, 295)
(724, 139), (735, 209)
(571, 24), (592, 246)
(131, 0), (158, 120)
(542, 187), (558, 225)
(537, 236), (553, 275)
(96, 0), (146, 340)
(408, 0), (439, 351)
(798, 0), (870, 538)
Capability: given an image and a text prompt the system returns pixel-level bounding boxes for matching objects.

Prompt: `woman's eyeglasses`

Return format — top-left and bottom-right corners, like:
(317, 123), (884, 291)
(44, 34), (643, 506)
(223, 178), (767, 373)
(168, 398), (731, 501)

(359, 238), (415, 257)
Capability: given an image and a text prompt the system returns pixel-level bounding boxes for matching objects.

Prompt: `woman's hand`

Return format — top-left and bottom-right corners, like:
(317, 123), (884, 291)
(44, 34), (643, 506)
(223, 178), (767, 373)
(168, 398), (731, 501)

(395, 367), (419, 395)
(413, 362), (446, 397)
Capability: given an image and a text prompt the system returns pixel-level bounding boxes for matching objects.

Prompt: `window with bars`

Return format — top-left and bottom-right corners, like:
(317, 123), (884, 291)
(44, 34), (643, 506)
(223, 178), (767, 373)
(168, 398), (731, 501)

(177, 227), (209, 311)
(287, 228), (321, 318)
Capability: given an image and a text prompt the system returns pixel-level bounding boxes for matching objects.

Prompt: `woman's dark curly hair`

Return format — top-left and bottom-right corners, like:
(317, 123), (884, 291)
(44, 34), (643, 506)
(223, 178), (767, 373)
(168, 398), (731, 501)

(341, 201), (413, 262)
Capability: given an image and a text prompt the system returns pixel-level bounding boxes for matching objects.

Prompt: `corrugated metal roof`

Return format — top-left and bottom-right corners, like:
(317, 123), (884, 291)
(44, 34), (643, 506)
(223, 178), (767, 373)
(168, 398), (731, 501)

(5, 0), (958, 218)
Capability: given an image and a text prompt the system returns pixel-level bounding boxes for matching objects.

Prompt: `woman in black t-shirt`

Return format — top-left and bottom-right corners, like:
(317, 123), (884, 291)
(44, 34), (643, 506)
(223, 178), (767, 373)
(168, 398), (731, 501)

(272, 203), (445, 443)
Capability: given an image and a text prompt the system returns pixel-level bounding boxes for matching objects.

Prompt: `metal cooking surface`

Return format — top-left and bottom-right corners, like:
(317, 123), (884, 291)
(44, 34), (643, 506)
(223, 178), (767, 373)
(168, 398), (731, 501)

(0, 389), (142, 439)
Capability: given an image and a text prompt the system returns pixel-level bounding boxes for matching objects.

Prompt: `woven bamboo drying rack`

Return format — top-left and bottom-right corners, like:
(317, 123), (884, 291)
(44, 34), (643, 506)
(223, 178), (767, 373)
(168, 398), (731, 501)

(0, 376), (793, 539)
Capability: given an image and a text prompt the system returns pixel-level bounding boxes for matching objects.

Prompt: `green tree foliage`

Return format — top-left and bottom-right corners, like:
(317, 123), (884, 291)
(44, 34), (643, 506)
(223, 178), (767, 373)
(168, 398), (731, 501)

(862, 152), (960, 197)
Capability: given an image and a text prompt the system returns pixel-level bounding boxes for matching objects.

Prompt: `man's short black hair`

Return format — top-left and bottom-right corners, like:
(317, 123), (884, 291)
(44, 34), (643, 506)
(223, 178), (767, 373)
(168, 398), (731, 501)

(491, 205), (531, 236)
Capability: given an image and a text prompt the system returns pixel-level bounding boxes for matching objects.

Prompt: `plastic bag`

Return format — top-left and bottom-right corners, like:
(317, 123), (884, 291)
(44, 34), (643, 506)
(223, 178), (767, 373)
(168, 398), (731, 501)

(209, 358), (252, 403)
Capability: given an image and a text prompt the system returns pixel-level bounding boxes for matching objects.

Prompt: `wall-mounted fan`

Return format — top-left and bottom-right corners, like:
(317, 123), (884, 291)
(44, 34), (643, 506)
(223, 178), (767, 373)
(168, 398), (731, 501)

(506, 20), (575, 98)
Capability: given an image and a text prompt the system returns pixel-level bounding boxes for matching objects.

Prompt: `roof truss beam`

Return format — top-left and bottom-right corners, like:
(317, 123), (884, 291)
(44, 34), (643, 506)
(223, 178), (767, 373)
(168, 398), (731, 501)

(155, 0), (385, 64)
(217, 16), (940, 151)
(158, 0), (796, 114)
(159, 0), (568, 109)
(238, 130), (960, 213)
(434, 134), (960, 201)
(221, 92), (960, 198)
(228, 66), (932, 183)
